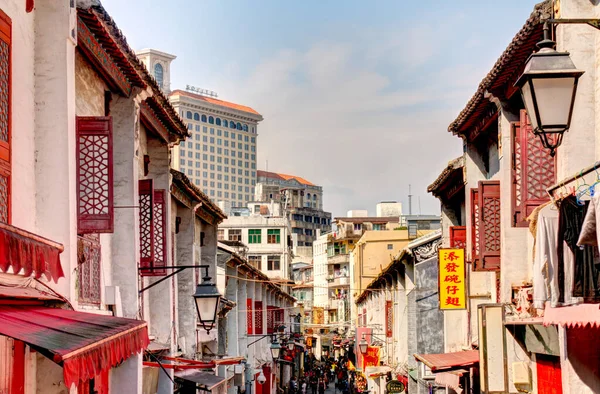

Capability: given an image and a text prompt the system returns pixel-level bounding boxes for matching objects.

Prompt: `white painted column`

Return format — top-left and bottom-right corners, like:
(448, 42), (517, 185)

(176, 207), (196, 358)
(33, 0), (77, 301)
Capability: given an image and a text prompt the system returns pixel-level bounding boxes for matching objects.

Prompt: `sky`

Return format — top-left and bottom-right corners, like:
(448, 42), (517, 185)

(103, 0), (539, 217)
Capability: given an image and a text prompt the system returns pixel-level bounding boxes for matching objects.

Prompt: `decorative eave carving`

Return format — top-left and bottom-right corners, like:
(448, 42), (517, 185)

(413, 238), (441, 263)
(77, 16), (132, 96)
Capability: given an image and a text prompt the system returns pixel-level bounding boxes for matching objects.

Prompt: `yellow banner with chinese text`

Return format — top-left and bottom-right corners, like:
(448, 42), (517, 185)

(438, 248), (466, 310)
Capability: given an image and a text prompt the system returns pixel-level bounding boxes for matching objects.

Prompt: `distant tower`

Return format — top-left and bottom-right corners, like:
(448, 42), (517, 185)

(136, 48), (176, 94)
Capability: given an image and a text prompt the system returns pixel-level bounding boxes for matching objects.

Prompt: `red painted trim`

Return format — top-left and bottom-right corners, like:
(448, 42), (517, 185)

(25, 0), (34, 13)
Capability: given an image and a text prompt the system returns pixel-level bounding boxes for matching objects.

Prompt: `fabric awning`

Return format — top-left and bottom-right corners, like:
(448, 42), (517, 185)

(0, 305), (149, 388)
(0, 222), (64, 283)
(435, 371), (467, 394)
(365, 365), (392, 378)
(543, 302), (600, 328)
(175, 370), (226, 390)
(414, 350), (479, 372)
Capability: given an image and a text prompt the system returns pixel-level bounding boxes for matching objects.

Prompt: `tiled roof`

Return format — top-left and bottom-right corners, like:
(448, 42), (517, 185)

(257, 170), (315, 186)
(427, 156), (465, 196)
(334, 217), (400, 224)
(448, 0), (551, 138)
(170, 90), (262, 117)
(170, 169), (227, 222)
(77, 0), (188, 140)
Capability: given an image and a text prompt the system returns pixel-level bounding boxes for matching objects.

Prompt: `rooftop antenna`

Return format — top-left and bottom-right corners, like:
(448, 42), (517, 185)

(418, 196), (421, 215)
(408, 184), (413, 215)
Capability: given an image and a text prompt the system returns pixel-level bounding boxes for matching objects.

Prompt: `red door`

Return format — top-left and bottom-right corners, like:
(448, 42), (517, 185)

(537, 354), (563, 394)
(263, 366), (272, 394)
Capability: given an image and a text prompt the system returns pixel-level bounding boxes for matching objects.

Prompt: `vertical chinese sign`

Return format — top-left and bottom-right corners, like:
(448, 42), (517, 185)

(439, 248), (466, 310)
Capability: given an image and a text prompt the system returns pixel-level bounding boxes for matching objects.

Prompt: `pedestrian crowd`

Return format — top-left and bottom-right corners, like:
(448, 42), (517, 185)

(287, 353), (356, 394)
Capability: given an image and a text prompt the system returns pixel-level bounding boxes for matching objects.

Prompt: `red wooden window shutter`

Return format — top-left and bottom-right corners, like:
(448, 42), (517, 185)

(470, 189), (480, 267)
(255, 301), (264, 335)
(76, 117), (114, 233)
(149, 189), (167, 276)
(139, 179), (154, 274)
(385, 300), (393, 338)
(512, 110), (556, 227)
(247, 298), (253, 335)
(449, 226), (467, 249)
(0, 12), (11, 225)
(478, 180), (501, 271)
(267, 305), (275, 334)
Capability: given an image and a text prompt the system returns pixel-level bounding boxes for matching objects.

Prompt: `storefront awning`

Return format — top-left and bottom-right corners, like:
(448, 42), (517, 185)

(0, 305), (149, 388)
(0, 222), (64, 283)
(174, 370), (226, 390)
(413, 350), (479, 372)
(365, 365), (392, 378)
(543, 302), (600, 328)
(435, 370), (468, 394)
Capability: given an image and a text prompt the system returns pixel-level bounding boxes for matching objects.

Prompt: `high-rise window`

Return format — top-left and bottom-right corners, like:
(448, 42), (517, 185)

(248, 229), (261, 244)
(267, 256), (281, 271)
(267, 229), (280, 244)
(154, 63), (164, 88)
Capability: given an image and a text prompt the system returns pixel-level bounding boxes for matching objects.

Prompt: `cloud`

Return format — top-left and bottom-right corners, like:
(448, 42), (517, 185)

(210, 36), (477, 216)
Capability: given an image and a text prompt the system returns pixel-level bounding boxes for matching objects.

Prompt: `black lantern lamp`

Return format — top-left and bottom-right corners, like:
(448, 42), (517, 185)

(193, 268), (222, 334)
(288, 341), (295, 351)
(358, 338), (368, 354)
(515, 22), (584, 156)
(270, 340), (282, 361)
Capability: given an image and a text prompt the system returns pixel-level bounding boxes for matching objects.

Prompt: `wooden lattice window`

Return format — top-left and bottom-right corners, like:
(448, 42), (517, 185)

(77, 234), (101, 305)
(385, 300), (393, 338)
(512, 110), (556, 227)
(0, 11), (11, 225)
(267, 305), (275, 334)
(247, 298), (253, 335)
(449, 226), (467, 249)
(254, 300), (264, 335)
(76, 117), (113, 233)
(470, 189), (480, 266)
(149, 189), (167, 276)
(478, 180), (501, 271)
(139, 179), (154, 274)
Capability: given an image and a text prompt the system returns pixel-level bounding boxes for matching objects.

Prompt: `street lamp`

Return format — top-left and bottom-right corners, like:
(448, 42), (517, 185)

(515, 21), (585, 156)
(288, 342), (295, 351)
(193, 269), (222, 334)
(358, 338), (368, 354)
(270, 340), (282, 361)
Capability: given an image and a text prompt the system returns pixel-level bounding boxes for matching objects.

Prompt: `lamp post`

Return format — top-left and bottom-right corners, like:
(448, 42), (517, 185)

(358, 338), (368, 354)
(515, 19), (600, 156)
(193, 268), (222, 334)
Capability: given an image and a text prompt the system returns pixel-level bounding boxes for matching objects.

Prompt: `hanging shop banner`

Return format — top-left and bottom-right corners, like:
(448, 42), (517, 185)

(306, 337), (312, 348)
(362, 346), (380, 368)
(438, 248), (466, 310)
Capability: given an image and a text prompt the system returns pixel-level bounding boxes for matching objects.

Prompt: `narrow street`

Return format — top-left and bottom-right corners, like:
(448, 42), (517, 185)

(1, 1), (600, 394)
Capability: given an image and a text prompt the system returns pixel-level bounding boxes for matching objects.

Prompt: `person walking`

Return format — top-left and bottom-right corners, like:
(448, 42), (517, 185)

(318, 378), (326, 394)
(310, 375), (318, 394)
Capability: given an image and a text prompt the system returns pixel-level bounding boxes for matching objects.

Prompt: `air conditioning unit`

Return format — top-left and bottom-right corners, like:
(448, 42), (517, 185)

(512, 362), (530, 385)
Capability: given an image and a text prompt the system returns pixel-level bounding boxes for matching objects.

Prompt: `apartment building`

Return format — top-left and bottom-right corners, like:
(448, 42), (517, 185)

(136, 50), (264, 208)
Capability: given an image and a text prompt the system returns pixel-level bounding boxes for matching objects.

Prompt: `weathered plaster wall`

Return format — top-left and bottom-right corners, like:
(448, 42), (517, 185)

(74, 51), (106, 116)
(415, 257), (444, 355)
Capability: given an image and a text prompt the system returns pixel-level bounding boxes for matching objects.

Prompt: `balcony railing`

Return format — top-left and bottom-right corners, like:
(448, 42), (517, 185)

(327, 253), (349, 265)
(328, 276), (350, 287)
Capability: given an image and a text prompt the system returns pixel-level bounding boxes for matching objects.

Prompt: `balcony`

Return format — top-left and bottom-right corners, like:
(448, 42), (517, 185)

(327, 253), (349, 265)
(327, 275), (350, 287)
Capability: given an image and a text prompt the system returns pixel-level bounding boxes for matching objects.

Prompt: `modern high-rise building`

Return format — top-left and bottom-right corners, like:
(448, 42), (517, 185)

(136, 48), (264, 207)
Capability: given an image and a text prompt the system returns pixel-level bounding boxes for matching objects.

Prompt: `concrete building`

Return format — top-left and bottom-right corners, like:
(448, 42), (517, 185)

(256, 170), (332, 263)
(291, 262), (314, 328)
(137, 48), (264, 207)
(376, 201), (403, 217)
(355, 231), (444, 394)
(218, 202), (292, 282)
(217, 243), (295, 394)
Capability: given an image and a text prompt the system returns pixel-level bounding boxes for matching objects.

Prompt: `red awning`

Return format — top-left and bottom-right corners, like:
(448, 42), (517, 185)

(0, 222), (64, 283)
(414, 350), (479, 372)
(543, 302), (600, 328)
(0, 305), (148, 388)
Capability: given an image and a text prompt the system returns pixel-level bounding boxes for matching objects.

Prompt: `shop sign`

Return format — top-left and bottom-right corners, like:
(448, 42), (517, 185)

(438, 248), (466, 310)
(386, 380), (405, 393)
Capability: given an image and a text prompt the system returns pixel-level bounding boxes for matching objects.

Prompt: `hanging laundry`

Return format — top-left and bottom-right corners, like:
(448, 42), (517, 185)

(559, 196), (600, 303)
(533, 204), (581, 308)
